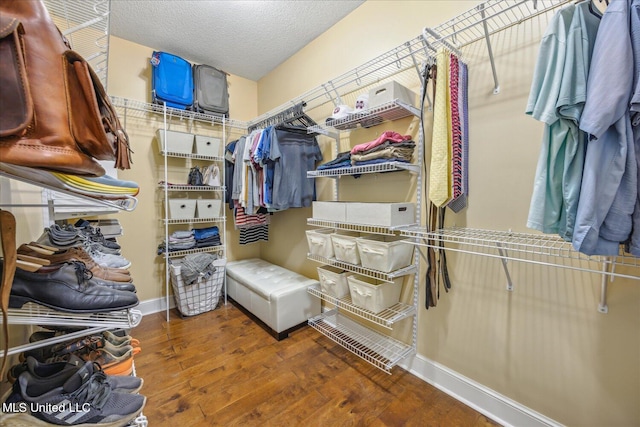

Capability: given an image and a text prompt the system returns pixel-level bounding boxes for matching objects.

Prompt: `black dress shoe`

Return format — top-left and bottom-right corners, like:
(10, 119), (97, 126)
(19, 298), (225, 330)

(2, 260), (139, 313)
(89, 276), (136, 293)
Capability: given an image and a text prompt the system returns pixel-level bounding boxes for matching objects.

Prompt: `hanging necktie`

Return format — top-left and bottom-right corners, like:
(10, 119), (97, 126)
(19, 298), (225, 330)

(448, 53), (462, 208)
(449, 60), (469, 212)
(429, 48), (452, 207)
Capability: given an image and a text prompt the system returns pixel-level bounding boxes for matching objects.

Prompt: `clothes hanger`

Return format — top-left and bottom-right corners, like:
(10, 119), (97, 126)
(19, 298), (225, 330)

(17, 253), (51, 266)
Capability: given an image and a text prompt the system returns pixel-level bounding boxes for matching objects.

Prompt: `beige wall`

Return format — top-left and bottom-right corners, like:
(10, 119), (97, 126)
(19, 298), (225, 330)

(256, 1), (639, 427)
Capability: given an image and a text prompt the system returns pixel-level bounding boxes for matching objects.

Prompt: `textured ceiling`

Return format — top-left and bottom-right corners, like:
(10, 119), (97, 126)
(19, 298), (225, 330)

(109, 0), (365, 81)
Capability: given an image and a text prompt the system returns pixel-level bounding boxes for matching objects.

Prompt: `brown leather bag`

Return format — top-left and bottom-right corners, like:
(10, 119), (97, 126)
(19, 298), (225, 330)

(0, 0), (132, 176)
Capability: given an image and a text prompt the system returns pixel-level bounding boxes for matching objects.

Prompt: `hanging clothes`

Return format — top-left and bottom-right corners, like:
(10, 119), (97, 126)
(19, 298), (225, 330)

(526, 1), (601, 242)
(574, 0), (638, 256)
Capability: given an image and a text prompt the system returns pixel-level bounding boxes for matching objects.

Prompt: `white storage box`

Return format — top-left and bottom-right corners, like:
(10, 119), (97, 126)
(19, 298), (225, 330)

(306, 228), (335, 258)
(170, 258), (226, 316)
(196, 199), (222, 218)
(368, 81), (417, 109)
(346, 202), (415, 227)
(317, 265), (352, 298)
(167, 198), (196, 219)
(357, 235), (414, 273)
(156, 129), (194, 155)
(347, 275), (402, 314)
(330, 231), (363, 265)
(194, 135), (222, 157)
(312, 201), (347, 222)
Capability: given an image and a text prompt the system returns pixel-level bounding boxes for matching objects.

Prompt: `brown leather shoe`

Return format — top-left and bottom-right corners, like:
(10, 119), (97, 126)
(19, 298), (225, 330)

(17, 244), (132, 283)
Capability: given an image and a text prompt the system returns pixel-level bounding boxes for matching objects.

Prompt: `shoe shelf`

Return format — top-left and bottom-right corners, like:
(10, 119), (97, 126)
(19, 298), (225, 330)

(307, 218), (411, 236)
(307, 161), (420, 178)
(309, 99), (420, 138)
(308, 309), (414, 374)
(2, 304), (142, 356)
(0, 169), (138, 213)
(307, 285), (415, 329)
(158, 183), (225, 192)
(163, 245), (225, 259)
(163, 217), (225, 225)
(399, 226), (640, 281)
(307, 253), (416, 282)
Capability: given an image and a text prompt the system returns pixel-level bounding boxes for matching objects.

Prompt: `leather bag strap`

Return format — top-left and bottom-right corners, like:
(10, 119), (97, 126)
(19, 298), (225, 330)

(0, 209), (17, 378)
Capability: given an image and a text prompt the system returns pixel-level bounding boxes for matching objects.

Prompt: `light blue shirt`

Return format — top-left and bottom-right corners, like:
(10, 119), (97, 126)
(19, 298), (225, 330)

(575, 0), (637, 256)
(526, 2), (600, 240)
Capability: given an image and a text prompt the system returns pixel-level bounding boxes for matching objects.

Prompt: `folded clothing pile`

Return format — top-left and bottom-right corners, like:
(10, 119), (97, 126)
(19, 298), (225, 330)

(157, 226), (222, 254)
(350, 130), (415, 166)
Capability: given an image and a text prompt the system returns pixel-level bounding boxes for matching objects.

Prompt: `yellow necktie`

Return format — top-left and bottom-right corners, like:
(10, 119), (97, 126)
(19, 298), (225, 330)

(429, 48), (452, 207)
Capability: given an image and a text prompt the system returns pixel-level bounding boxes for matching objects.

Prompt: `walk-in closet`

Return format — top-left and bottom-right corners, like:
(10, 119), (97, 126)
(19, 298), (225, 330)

(0, 0), (638, 426)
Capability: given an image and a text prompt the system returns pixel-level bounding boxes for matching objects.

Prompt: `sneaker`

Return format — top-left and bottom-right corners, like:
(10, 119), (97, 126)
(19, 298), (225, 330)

(9, 356), (143, 394)
(13, 361), (146, 426)
(83, 244), (131, 269)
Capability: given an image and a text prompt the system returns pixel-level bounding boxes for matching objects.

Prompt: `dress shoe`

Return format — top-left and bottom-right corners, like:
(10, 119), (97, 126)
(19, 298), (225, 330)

(3, 260), (139, 313)
(17, 244), (132, 283)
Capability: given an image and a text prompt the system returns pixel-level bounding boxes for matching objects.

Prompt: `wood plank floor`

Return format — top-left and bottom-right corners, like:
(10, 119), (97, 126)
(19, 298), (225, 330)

(133, 304), (501, 426)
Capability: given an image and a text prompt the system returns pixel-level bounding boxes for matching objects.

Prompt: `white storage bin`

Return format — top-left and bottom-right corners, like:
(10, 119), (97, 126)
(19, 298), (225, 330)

(194, 135), (222, 157)
(170, 258), (226, 316)
(357, 235), (414, 273)
(345, 202), (415, 227)
(156, 129), (194, 154)
(196, 199), (222, 218)
(347, 275), (402, 314)
(306, 228), (335, 258)
(312, 201), (347, 222)
(317, 265), (352, 298)
(368, 81), (417, 109)
(167, 198), (196, 219)
(330, 231), (363, 265)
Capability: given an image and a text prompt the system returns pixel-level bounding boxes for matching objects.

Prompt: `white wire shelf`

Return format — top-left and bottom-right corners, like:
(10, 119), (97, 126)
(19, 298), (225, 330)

(400, 226), (640, 280)
(163, 217), (225, 225)
(0, 169), (138, 212)
(307, 285), (415, 329)
(159, 151), (225, 161)
(308, 309), (414, 374)
(3, 303), (142, 329)
(248, 34), (430, 126)
(308, 161), (419, 178)
(158, 183), (225, 192)
(45, 0), (110, 87)
(312, 99), (420, 134)
(111, 96), (248, 130)
(307, 218), (408, 236)
(424, 0), (570, 51)
(163, 245), (225, 259)
(307, 254), (416, 282)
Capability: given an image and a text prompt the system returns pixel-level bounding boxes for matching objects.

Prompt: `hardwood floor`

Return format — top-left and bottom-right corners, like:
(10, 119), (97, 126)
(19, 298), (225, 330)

(133, 304), (500, 427)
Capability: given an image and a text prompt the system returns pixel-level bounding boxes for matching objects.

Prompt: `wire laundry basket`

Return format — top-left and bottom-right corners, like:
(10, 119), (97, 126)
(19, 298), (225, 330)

(169, 258), (226, 316)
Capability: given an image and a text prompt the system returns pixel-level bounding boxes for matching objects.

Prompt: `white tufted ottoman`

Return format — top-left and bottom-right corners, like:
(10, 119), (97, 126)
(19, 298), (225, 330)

(226, 258), (321, 340)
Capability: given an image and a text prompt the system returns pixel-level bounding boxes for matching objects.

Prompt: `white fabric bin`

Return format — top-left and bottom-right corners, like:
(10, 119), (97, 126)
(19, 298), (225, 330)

(347, 275), (402, 314)
(317, 265), (352, 298)
(345, 202), (415, 227)
(357, 235), (414, 273)
(368, 81), (417, 109)
(194, 135), (222, 157)
(306, 228), (335, 258)
(156, 129), (194, 154)
(312, 201), (347, 222)
(330, 231), (362, 265)
(167, 199), (196, 219)
(196, 199), (222, 218)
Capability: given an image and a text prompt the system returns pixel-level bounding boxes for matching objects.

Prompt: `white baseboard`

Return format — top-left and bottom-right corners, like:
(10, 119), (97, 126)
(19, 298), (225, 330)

(400, 354), (563, 427)
(137, 297), (174, 316)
